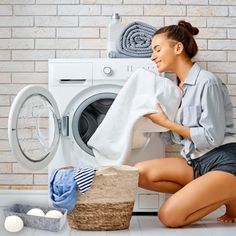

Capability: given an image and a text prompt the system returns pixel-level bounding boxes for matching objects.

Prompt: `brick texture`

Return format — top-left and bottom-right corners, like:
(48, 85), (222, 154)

(0, 1), (235, 188)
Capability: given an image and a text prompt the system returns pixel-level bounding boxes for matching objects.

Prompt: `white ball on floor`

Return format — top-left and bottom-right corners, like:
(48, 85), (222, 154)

(45, 210), (63, 218)
(27, 208), (45, 217)
(4, 215), (24, 233)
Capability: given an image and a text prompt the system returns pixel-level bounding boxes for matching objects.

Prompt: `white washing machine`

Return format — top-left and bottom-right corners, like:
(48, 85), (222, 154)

(8, 58), (165, 212)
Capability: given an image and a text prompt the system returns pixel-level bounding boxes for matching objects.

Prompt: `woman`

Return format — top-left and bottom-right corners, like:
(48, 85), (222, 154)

(135, 20), (236, 228)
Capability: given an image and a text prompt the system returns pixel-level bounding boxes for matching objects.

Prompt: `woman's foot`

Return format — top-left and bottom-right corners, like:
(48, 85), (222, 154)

(217, 199), (236, 223)
(217, 214), (236, 223)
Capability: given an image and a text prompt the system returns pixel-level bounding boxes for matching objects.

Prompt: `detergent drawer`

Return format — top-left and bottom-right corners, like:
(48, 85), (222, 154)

(49, 60), (93, 86)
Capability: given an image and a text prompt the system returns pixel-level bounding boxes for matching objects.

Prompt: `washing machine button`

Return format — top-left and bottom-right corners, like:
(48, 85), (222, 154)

(103, 66), (113, 76)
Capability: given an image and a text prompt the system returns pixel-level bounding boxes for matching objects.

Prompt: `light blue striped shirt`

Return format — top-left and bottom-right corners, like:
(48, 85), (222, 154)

(163, 63), (236, 159)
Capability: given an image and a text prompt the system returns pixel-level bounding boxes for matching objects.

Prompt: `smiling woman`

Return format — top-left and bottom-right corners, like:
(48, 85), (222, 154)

(151, 20), (199, 74)
(135, 20), (236, 228)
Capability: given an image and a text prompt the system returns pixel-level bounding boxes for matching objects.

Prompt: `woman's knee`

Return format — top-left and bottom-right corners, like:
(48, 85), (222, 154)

(134, 161), (163, 188)
(158, 203), (184, 228)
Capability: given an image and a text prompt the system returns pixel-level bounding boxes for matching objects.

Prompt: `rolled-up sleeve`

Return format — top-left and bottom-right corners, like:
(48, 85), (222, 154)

(190, 82), (225, 149)
(190, 127), (208, 149)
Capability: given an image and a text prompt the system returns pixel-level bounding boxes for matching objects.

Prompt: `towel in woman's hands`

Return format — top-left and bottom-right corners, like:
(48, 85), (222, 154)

(87, 69), (182, 166)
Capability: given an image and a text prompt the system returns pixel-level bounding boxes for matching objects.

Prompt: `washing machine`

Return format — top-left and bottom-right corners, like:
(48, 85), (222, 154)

(8, 58), (165, 212)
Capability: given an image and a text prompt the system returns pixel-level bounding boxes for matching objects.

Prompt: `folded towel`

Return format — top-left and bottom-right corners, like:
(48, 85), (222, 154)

(88, 68), (182, 166)
(108, 21), (156, 58)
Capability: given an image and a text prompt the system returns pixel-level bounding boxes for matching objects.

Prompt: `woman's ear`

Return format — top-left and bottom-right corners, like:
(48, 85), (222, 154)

(175, 42), (184, 55)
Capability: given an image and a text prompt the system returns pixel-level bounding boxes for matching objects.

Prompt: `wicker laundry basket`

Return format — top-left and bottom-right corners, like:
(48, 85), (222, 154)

(67, 165), (139, 231)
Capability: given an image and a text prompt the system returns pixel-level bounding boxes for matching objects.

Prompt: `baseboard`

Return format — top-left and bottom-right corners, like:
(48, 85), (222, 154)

(0, 190), (48, 207)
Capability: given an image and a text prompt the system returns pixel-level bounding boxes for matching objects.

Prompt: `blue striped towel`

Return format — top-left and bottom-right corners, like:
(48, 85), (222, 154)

(74, 167), (96, 194)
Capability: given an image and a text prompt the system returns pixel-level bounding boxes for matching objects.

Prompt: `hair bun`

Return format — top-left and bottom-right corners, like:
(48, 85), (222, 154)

(178, 20), (199, 36)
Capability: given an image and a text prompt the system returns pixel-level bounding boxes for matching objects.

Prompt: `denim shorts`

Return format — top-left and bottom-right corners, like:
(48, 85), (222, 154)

(187, 143), (236, 178)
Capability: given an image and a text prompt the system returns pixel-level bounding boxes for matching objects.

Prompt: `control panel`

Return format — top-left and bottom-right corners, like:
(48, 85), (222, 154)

(48, 58), (161, 87)
(93, 59), (160, 82)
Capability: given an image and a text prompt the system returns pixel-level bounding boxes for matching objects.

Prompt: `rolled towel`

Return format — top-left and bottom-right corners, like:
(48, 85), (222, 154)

(109, 21), (156, 58)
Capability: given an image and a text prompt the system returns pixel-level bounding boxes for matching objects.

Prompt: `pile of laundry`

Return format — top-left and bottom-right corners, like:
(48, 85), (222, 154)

(49, 167), (96, 212)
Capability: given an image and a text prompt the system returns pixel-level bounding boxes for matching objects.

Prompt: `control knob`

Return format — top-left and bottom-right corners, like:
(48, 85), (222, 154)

(103, 66), (113, 76)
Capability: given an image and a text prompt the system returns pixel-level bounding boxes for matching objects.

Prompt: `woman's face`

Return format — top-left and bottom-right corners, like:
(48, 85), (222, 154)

(151, 33), (177, 73)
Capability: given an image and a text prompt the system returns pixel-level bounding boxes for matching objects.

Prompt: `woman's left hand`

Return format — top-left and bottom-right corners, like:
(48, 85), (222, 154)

(144, 103), (170, 128)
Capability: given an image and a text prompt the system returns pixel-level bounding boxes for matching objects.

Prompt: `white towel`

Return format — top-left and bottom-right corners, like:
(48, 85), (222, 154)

(88, 68), (182, 166)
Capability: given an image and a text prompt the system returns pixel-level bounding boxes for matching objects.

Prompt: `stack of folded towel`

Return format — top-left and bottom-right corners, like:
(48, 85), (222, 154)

(108, 21), (156, 58)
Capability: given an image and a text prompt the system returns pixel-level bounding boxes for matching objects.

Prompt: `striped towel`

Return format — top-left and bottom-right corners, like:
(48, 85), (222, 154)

(74, 167), (96, 194)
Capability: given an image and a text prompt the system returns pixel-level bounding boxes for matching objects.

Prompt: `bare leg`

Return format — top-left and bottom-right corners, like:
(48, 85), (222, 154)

(158, 171), (236, 227)
(217, 198), (236, 223)
(134, 157), (193, 194)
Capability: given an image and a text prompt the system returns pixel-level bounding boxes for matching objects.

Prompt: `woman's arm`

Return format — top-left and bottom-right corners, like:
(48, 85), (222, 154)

(147, 81), (227, 149)
(145, 104), (191, 140)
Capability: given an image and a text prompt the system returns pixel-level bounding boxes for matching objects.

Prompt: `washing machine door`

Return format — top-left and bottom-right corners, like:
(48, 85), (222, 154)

(8, 85), (61, 170)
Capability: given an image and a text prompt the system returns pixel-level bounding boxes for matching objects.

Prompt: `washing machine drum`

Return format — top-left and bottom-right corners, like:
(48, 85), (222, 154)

(72, 93), (116, 156)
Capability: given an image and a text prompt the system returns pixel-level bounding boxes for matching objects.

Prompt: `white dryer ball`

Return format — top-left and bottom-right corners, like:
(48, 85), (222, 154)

(4, 215), (24, 233)
(27, 208), (45, 217)
(45, 210), (63, 218)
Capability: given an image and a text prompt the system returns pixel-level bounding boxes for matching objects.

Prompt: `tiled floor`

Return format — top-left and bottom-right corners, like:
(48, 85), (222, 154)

(0, 206), (236, 236)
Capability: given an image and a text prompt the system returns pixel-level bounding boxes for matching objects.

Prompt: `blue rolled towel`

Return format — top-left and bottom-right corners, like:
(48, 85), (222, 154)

(109, 21), (156, 58)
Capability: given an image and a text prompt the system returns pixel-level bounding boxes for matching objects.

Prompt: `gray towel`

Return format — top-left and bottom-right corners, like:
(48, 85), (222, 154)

(109, 21), (156, 58)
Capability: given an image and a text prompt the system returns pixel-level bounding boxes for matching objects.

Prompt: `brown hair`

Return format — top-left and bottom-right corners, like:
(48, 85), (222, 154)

(153, 20), (199, 58)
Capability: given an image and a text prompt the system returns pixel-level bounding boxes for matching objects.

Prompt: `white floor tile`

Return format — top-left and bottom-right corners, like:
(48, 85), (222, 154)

(33, 223), (70, 236)
(172, 224), (209, 236)
(138, 215), (170, 236)
(1, 227), (35, 236)
(70, 229), (107, 235)
(0, 206), (235, 236)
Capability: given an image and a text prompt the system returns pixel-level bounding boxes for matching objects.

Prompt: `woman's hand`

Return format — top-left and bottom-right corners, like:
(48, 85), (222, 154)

(144, 103), (170, 128)
(145, 103), (192, 140)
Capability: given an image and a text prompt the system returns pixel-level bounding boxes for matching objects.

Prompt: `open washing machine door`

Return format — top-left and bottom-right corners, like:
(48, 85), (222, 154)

(8, 85), (61, 171)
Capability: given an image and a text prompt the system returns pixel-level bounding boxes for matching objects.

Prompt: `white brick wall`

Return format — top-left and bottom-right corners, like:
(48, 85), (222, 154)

(0, 16), (33, 26)
(0, 1), (235, 188)
(12, 28), (55, 38)
(14, 5), (57, 15)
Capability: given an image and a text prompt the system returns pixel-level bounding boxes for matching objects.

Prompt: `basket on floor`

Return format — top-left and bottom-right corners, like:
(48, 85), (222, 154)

(67, 165), (139, 231)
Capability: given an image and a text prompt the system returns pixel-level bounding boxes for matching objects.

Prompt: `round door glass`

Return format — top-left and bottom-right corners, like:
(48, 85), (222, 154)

(16, 94), (59, 163)
(72, 93), (116, 155)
